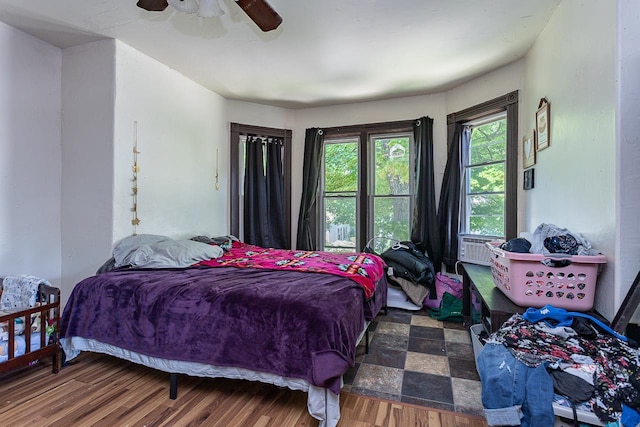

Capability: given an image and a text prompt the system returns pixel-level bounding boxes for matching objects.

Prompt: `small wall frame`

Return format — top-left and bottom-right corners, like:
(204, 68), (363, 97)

(536, 98), (550, 151)
(524, 168), (535, 190)
(522, 130), (536, 169)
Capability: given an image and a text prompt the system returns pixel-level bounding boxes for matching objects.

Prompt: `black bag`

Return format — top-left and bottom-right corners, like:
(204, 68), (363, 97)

(380, 241), (435, 294)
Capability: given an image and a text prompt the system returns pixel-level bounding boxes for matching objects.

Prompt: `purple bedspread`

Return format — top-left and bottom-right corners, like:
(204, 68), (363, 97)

(60, 266), (387, 394)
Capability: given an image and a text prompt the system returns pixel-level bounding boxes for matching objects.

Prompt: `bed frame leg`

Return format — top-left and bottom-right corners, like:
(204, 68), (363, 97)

(170, 373), (178, 400)
(365, 328), (369, 354)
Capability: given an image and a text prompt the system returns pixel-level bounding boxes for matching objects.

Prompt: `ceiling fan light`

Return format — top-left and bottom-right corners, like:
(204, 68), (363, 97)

(136, 0), (169, 12)
(167, 0), (198, 14)
(198, 0), (225, 17)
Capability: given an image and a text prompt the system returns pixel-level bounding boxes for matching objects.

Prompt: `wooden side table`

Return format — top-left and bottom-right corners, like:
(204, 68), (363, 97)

(461, 263), (526, 333)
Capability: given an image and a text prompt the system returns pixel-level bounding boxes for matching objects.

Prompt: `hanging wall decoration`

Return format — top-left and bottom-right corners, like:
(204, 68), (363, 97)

(215, 148), (220, 190)
(524, 168), (535, 190)
(536, 98), (550, 151)
(522, 130), (536, 169)
(132, 121), (141, 235)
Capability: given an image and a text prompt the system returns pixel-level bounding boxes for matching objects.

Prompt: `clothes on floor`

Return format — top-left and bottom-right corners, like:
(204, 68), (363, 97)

(484, 313), (640, 423)
(477, 342), (555, 426)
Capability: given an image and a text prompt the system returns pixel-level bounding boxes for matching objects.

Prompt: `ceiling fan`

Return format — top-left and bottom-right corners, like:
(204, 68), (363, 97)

(136, 0), (282, 32)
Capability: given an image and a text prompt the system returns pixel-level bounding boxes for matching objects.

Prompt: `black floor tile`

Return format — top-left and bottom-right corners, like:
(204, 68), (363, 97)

(449, 357), (481, 381)
(407, 336), (447, 356)
(369, 332), (409, 351)
(401, 370), (454, 404)
(409, 324), (445, 340)
(445, 341), (475, 360)
(362, 347), (406, 369)
(378, 309), (413, 324)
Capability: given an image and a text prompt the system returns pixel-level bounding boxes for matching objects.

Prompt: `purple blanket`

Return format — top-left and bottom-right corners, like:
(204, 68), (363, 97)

(60, 266), (386, 394)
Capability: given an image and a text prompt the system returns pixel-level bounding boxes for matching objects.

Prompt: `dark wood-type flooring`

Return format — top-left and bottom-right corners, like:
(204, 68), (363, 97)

(0, 352), (488, 426)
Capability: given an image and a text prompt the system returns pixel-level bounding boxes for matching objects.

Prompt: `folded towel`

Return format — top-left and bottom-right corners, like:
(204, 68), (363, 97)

(0, 275), (50, 311)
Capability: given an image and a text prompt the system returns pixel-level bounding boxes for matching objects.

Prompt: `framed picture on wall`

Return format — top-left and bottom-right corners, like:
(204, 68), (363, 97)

(536, 98), (550, 151)
(522, 131), (536, 169)
(524, 168), (535, 190)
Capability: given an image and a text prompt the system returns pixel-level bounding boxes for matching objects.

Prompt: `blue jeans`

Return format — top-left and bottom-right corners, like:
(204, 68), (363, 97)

(477, 343), (555, 426)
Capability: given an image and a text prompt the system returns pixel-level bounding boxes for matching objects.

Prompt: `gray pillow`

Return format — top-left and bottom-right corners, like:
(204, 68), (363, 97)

(121, 239), (224, 268)
(113, 234), (171, 267)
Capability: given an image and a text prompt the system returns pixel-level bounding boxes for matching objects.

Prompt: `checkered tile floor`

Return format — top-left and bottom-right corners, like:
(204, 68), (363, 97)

(343, 307), (484, 417)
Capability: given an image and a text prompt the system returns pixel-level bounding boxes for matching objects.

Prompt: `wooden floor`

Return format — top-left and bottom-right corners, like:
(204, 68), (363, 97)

(0, 353), (488, 427)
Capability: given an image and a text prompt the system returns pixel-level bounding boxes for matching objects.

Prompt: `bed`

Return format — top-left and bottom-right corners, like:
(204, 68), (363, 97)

(60, 237), (387, 427)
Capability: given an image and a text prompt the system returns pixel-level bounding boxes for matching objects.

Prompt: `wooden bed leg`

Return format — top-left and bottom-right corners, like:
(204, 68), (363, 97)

(170, 373), (178, 399)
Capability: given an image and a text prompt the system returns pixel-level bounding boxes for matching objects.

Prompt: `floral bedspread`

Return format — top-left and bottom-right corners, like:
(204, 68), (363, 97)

(198, 242), (386, 299)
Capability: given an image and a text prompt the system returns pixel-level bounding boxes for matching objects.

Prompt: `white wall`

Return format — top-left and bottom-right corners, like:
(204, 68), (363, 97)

(446, 59), (526, 115)
(60, 40), (232, 306)
(616, 0), (640, 322)
(523, 0), (618, 319)
(61, 40), (116, 305)
(0, 21), (62, 283)
(113, 41), (228, 241)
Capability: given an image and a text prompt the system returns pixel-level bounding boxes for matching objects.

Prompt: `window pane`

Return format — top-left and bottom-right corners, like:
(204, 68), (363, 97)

(468, 163), (505, 193)
(372, 197), (410, 253)
(324, 196), (356, 251)
(374, 137), (410, 195)
(469, 119), (506, 164)
(468, 194), (504, 236)
(324, 142), (358, 192)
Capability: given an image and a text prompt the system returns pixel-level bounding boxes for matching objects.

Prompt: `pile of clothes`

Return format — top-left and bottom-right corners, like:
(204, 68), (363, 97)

(500, 223), (601, 256)
(478, 305), (640, 427)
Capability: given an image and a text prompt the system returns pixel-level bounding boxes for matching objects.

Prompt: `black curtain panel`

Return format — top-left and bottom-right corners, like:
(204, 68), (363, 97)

(296, 128), (324, 250)
(265, 138), (287, 248)
(437, 124), (468, 268)
(410, 116), (442, 270)
(243, 137), (287, 248)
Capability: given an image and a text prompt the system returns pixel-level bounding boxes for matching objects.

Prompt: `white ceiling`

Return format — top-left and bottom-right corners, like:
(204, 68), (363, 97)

(0, 0), (561, 108)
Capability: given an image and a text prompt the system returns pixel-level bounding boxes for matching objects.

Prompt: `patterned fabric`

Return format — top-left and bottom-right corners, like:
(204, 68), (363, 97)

(490, 314), (640, 422)
(0, 275), (49, 310)
(198, 242), (386, 299)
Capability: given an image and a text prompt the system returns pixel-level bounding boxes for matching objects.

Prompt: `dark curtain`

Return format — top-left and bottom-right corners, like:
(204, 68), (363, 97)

(243, 136), (287, 248)
(437, 124), (469, 268)
(411, 116), (441, 270)
(266, 139), (286, 248)
(295, 128), (324, 250)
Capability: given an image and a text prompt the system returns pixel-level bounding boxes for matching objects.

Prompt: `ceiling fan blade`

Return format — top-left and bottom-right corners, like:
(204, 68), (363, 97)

(136, 0), (169, 12)
(235, 0), (282, 32)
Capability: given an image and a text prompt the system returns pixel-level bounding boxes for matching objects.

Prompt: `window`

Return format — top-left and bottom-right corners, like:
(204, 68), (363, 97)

(447, 91), (518, 241)
(462, 114), (507, 237)
(322, 139), (359, 252)
(370, 134), (413, 248)
(319, 121), (415, 253)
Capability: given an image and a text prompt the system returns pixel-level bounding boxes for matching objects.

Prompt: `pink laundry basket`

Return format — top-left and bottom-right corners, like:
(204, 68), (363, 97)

(486, 242), (607, 311)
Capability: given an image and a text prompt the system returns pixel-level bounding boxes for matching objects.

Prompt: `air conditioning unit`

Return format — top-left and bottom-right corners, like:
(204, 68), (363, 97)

(458, 234), (501, 266)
